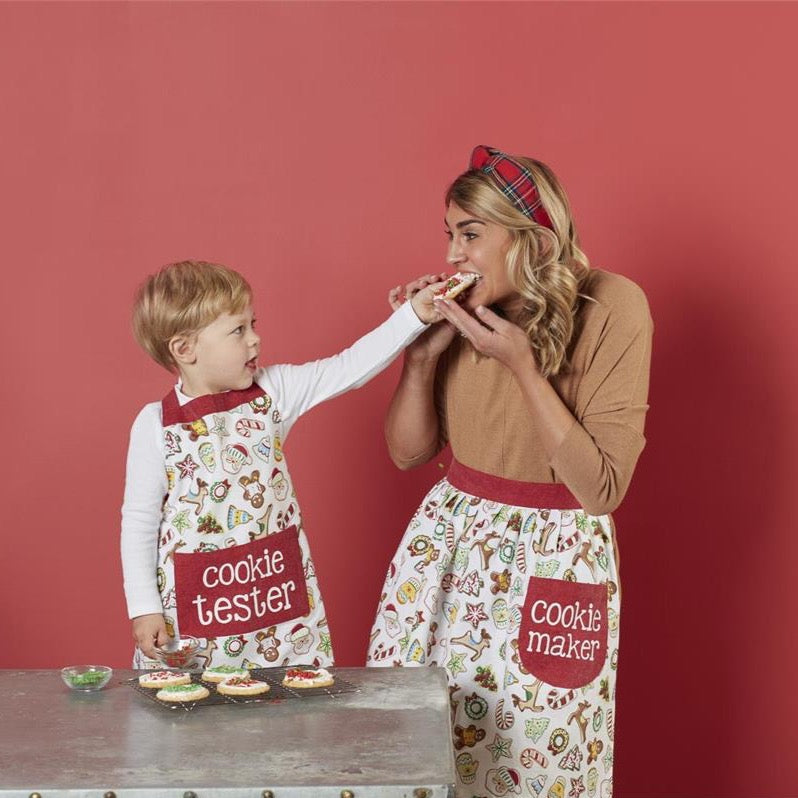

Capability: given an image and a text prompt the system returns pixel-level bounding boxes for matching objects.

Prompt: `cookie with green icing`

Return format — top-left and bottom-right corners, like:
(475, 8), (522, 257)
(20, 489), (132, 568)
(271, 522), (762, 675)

(155, 683), (210, 702)
(201, 664), (249, 683)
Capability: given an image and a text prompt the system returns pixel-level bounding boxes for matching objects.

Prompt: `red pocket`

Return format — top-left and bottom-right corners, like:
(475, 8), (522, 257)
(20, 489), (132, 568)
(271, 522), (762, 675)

(518, 577), (607, 688)
(174, 525), (309, 638)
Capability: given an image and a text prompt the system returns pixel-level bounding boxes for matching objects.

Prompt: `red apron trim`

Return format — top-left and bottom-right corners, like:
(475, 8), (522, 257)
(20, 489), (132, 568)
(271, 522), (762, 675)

(162, 382), (266, 426)
(518, 577), (607, 688)
(174, 525), (309, 638)
(448, 460), (580, 509)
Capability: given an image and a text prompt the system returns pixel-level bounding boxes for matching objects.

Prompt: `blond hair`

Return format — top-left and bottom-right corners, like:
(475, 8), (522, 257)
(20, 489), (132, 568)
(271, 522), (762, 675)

(132, 260), (253, 371)
(446, 156), (590, 376)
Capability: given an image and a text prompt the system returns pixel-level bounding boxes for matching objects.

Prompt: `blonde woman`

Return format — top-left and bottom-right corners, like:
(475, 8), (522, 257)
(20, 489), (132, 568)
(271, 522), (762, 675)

(368, 146), (653, 796)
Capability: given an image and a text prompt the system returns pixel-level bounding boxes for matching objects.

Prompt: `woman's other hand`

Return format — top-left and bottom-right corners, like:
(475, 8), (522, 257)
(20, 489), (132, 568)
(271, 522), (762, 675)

(435, 299), (536, 375)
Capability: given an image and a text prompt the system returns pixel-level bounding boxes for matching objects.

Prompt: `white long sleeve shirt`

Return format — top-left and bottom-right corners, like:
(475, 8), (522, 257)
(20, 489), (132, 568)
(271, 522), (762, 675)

(120, 301), (427, 619)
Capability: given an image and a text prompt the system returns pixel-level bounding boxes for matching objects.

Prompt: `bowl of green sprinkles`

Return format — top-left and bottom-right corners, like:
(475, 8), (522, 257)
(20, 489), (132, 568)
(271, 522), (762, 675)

(61, 665), (113, 691)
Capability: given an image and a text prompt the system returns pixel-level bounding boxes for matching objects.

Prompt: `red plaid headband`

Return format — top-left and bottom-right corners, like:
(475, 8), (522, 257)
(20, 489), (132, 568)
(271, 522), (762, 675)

(469, 145), (553, 230)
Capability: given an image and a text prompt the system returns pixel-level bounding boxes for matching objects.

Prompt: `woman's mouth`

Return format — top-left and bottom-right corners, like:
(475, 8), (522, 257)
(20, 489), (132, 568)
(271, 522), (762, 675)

(246, 357), (258, 372)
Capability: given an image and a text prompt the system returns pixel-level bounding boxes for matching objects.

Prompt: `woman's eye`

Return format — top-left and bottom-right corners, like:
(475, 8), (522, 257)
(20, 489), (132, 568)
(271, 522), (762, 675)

(464, 231), (477, 241)
(234, 326), (244, 334)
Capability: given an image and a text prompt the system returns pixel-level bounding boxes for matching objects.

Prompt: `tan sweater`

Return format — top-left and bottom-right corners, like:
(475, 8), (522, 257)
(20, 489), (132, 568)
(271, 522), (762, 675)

(430, 269), (653, 516)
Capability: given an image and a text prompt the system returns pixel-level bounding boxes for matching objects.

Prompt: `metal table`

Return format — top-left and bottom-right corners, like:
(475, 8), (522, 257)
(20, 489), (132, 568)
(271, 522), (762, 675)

(0, 668), (455, 798)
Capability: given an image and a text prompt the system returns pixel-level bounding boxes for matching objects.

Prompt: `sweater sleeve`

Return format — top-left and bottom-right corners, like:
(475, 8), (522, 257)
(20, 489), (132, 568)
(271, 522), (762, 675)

(549, 285), (653, 516)
(120, 403), (167, 619)
(258, 301), (428, 437)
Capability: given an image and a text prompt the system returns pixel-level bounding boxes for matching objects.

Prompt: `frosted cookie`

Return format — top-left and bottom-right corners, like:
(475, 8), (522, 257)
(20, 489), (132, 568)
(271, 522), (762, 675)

(201, 664), (250, 683)
(281, 667), (334, 689)
(217, 676), (271, 697)
(433, 272), (480, 301)
(155, 683), (210, 702)
(138, 670), (191, 689)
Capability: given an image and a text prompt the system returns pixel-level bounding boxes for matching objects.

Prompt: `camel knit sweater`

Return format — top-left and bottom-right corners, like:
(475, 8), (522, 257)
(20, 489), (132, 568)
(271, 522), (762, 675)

(425, 269), (653, 516)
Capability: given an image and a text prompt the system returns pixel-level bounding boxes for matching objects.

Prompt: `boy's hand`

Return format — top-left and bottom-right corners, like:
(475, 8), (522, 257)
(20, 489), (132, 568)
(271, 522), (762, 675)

(132, 613), (169, 658)
(388, 273), (457, 364)
(389, 273), (448, 323)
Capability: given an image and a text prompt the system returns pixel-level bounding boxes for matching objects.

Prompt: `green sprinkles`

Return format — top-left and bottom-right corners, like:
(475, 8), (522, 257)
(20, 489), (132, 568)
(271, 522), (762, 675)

(161, 684), (202, 693)
(68, 671), (106, 686)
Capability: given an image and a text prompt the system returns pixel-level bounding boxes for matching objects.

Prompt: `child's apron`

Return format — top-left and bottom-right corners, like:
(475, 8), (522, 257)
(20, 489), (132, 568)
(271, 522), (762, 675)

(134, 382), (332, 671)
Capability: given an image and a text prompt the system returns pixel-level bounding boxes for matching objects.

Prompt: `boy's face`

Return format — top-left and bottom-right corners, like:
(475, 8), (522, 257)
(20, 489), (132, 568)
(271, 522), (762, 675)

(183, 306), (260, 396)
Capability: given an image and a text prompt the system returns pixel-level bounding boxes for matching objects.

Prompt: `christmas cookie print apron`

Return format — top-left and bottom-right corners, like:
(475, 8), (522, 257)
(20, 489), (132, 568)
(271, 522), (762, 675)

(134, 382), (332, 671)
(368, 460), (619, 798)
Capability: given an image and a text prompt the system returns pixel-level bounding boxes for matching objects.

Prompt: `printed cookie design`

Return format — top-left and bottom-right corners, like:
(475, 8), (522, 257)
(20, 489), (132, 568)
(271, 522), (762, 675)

(284, 623), (314, 656)
(456, 752), (479, 785)
(179, 478), (208, 516)
(485, 766), (522, 796)
(235, 418), (266, 438)
(221, 443), (252, 475)
(268, 468), (289, 501)
(239, 470), (266, 508)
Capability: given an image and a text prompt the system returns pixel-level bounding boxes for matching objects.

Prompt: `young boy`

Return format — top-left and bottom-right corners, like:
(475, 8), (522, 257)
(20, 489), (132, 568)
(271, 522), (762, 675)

(121, 260), (442, 669)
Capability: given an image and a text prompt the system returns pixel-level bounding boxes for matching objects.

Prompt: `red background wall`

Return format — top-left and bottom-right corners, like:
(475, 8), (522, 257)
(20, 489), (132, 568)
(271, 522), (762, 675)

(1, 3), (797, 795)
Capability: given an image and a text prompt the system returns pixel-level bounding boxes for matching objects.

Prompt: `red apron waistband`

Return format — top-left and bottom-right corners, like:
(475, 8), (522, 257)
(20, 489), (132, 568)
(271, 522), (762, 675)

(448, 459), (581, 509)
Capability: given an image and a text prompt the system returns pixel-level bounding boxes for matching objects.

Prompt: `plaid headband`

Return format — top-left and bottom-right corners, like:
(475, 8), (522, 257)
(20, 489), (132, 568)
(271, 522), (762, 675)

(469, 145), (553, 230)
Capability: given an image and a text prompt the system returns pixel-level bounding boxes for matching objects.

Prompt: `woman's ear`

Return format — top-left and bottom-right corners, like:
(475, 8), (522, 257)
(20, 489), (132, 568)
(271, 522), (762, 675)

(168, 334), (197, 367)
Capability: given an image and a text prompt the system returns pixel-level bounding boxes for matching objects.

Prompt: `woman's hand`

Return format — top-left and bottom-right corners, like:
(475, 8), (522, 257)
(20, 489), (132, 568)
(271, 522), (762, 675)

(435, 299), (537, 376)
(389, 273), (458, 364)
(132, 613), (168, 658)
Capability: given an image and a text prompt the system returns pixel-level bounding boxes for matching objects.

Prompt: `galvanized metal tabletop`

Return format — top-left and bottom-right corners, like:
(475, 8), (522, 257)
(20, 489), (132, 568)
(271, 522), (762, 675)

(0, 667), (455, 798)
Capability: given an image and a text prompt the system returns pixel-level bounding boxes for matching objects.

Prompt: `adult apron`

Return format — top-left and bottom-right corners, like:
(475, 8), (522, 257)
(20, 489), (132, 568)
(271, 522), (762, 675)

(134, 382), (332, 671)
(368, 460), (619, 798)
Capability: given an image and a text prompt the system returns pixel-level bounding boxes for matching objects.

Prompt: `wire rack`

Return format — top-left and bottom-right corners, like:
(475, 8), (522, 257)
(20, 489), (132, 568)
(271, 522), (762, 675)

(129, 666), (359, 712)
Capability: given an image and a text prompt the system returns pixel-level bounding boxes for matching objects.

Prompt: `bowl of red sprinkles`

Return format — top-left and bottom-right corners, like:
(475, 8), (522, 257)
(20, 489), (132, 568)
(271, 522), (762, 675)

(153, 636), (201, 668)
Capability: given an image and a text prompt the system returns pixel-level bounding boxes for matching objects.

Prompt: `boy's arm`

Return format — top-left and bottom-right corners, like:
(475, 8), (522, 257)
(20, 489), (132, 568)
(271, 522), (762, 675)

(120, 404), (168, 653)
(260, 300), (429, 434)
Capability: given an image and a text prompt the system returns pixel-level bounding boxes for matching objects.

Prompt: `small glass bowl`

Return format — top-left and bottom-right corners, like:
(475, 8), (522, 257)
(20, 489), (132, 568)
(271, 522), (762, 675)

(61, 665), (113, 692)
(153, 636), (201, 669)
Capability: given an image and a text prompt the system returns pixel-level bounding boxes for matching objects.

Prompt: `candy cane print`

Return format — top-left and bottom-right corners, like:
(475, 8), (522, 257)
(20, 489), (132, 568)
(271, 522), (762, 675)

(236, 418), (266, 438)
(547, 687), (577, 710)
(276, 502), (296, 530)
(495, 698), (514, 730)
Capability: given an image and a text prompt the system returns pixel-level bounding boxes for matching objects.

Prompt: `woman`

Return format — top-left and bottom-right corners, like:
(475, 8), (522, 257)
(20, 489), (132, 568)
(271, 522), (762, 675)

(368, 146), (652, 797)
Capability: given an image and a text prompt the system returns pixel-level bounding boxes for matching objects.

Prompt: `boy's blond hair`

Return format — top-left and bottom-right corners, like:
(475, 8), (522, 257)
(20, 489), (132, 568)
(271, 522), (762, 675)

(132, 260), (253, 372)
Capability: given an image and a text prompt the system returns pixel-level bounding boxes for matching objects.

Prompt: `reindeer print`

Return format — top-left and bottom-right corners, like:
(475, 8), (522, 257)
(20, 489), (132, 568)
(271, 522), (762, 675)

(451, 628), (492, 661)
(179, 478), (208, 516)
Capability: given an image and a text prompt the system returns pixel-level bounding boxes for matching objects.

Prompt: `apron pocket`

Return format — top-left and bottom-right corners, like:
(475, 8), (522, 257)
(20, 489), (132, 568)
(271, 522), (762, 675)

(518, 576), (607, 688)
(174, 525), (309, 638)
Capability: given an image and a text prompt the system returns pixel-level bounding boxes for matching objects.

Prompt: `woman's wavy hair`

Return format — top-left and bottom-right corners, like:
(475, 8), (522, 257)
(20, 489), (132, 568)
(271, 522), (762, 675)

(446, 156), (590, 376)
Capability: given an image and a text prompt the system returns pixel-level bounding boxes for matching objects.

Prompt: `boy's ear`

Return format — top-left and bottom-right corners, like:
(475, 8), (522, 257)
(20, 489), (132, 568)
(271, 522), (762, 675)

(168, 334), (197, 367)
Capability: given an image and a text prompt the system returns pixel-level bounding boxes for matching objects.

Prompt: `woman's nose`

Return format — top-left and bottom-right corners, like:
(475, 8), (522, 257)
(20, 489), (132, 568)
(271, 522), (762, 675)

(447, 240), (465, 265)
